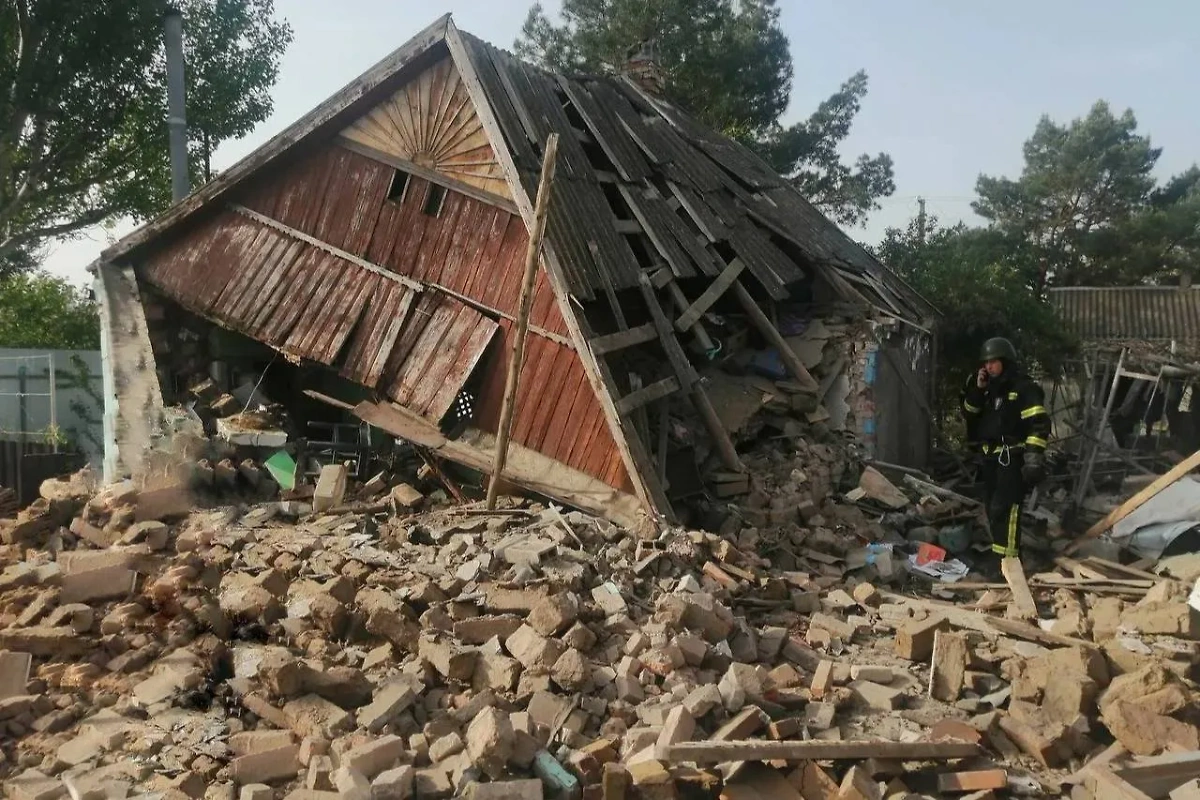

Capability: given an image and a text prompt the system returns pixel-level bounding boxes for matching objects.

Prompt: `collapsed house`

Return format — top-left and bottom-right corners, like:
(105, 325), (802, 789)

(1048, 285), (1200, 502)
(93, 15), (936, 530)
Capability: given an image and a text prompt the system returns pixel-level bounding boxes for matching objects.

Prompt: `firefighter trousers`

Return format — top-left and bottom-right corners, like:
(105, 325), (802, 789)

(980, 450), (1026, 558)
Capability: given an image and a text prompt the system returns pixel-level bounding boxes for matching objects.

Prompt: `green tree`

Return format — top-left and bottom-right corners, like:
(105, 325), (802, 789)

(0, 272), (99, 349)
(516, 0), (894, 226)
(874, 215), (1077, 411)
(0, 0), (292, 262)
(973, 101), (1200, 289)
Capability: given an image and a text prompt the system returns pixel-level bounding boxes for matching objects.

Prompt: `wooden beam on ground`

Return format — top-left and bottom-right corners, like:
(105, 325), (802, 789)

(1001, 558), (1039, 620)
(616, 377), (680, 416)
(674, 257), (746, 332)
(1083, 766), (1155, 800)
(1054, 556), (1110, 581)
(1082, 556), (1167, 583)
(486, 134), (559, 510)
(662, 740), (979, 765)
(589, 323), (657, 355)
(613, 219), (642, 234)
(1066, 446), (1200, 554)
(1113, 751), (1200, 798)
(732, 280), (818, 391)
(988, 616), (1099, 650)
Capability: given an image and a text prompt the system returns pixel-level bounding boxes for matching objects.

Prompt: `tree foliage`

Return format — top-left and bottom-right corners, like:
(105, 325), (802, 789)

(974, 102), (1200, 289)
(0, 0), (292, 262)
(0, 272), (99, 349)
(875, 215), (1078, 408)
(516, 0), (894, 226)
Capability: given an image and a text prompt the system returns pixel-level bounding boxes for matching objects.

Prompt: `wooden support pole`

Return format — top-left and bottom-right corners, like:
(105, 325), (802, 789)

(732, 280), (818, 391)
(486, 134), (560, 509)
(1065, 446), (1200, 554)
(692, 386), (743, 473)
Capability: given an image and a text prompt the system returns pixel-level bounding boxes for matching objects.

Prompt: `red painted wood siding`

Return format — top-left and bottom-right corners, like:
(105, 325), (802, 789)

(236, 143), (630, 491)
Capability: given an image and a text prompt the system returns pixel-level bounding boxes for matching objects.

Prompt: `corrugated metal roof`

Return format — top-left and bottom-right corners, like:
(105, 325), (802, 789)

(1049, 286), (1200, 343)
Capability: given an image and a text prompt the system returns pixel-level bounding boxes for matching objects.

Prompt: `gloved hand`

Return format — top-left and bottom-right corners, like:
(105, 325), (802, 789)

(1022, 451), (1046, 486)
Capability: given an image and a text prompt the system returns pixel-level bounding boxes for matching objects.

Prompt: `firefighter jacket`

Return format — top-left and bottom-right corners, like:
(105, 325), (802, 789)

(960, 369), (1050, 454)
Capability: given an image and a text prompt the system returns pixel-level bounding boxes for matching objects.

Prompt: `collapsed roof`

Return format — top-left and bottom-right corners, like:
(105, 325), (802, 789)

(93, 15), (936, 529)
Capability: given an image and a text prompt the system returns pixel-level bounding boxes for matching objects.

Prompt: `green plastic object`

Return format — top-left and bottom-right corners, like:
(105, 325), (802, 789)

(533, 751), (580, 798)
(937, 523), (972, 554)
(264, 450), (297, 491)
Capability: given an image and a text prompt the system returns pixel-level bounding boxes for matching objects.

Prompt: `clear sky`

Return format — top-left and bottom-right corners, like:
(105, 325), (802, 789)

(45, 0), (1200, 285)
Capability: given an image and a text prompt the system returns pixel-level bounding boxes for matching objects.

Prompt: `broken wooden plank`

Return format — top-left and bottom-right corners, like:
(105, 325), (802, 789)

(732, 280), (818, 391)
(988, 616), (1100, 650)
(1066, 447), (1200, 554)
(674, 257), (746, 332)
(881, 591), (1099, 650)
(615, 376), (680, 416)
(928, 630), (968, 702)
(1084, 766), (1156, 800)
(1054, 556), (1111, 581)
(1001, 557), (1039, 620)
(664, 280), (716, 351)
(1115, 751), (1200, 798)
(613, 219), (643, 235)
(1082, 556), (1168, 583)
(662, 740), (979, 764)
(589, 323), (657, 355)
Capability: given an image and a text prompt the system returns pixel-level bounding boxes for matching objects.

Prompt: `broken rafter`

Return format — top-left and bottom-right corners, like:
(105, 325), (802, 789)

(636, 273), (743, 472)
(674, 257), (746, 332)
(616, 376), (680, 416)
(588, 323), (657, 355)
(732, 280), (819, 392)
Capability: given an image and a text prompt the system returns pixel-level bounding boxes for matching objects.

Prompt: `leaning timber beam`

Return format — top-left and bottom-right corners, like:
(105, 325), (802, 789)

(675, 257), (746, 331)
(732, 280), (819, 391)
(637, 274), (743, 473)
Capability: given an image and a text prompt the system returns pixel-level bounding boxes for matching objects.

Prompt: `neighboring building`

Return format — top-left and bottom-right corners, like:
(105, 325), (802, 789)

(1050, 285), (1200, 357)
(93, 15), (936, 529)
(1049, 286), (1200, 493)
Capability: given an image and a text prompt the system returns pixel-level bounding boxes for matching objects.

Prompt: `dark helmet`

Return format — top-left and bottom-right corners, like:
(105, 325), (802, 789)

(980, 337), (1017, 362)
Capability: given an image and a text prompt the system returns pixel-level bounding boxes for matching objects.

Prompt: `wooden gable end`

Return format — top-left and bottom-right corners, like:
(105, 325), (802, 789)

(340, 53), (512, 204)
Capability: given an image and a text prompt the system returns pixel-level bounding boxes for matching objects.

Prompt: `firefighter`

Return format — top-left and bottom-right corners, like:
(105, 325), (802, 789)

(961, 337), (1050, 561)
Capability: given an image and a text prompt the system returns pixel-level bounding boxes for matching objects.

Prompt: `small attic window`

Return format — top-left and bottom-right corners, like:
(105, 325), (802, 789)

(423, 184), (447, 217)
(387, 169), (411, 203)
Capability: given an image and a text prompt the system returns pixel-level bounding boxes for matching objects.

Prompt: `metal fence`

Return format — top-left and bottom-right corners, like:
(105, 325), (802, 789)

(0, 349), (103, 463)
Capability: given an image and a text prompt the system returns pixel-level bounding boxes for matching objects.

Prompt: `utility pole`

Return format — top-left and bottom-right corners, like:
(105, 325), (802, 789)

(164, 6), (190, 202)
(917, 197), (927, 245)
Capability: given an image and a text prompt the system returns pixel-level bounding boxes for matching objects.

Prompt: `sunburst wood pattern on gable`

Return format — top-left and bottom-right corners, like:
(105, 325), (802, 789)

(341, 55), (511, 202)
